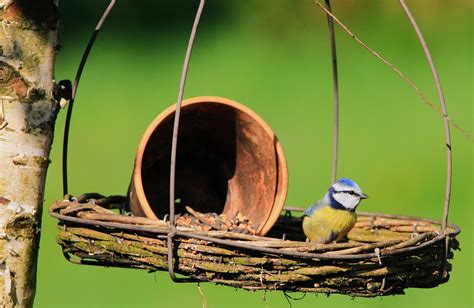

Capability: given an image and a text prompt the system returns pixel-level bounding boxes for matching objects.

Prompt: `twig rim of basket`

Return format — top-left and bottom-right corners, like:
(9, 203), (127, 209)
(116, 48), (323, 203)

(49, 198), (460, 261)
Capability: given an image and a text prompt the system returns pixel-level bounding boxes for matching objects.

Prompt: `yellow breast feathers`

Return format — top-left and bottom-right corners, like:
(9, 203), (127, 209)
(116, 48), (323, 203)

(302, 204), (357, 244)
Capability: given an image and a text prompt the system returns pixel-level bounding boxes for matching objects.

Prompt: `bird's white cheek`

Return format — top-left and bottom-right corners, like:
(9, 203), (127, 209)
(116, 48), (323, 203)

(333, 193), (360, 210)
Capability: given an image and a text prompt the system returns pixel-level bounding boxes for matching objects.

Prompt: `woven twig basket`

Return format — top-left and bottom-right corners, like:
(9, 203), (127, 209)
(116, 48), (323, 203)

(50, 195), (460, 297)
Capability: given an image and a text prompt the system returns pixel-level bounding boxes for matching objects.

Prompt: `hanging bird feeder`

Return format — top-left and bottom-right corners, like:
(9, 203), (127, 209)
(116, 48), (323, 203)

(50, 0), (463, 298)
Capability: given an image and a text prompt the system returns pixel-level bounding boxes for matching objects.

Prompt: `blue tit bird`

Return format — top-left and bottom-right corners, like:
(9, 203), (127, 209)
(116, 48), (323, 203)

(302, 178), (368, 244)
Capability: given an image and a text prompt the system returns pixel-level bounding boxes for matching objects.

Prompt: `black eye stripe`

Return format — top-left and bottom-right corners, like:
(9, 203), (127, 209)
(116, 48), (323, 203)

(335, 190), (358, 196)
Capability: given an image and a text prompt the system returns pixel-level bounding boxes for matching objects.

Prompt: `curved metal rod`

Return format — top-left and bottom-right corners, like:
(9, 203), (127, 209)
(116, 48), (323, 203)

(399, 0), (452, 234)
(168, 0), (206, 282)
(324, 0), (340, 184)
(399, 0), (453, 283)
(62, 0), (117, 196)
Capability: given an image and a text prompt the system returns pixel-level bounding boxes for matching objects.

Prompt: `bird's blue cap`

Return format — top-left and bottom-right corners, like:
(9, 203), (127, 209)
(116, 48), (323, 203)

(336, 178), (358, 188)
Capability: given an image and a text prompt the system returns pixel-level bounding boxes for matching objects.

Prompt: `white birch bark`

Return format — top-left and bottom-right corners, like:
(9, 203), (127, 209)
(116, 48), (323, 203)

(0, 1), (59, 307)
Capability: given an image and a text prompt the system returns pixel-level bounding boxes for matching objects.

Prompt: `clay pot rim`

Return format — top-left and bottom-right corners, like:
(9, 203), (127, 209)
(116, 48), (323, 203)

(132, 95), (288, 234)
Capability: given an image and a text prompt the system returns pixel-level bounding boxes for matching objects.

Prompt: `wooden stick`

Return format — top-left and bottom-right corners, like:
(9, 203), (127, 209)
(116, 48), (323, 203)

(185, 206), (223, 230)
(77, 212), (168, 226)
(381, 232), (431, 252)
(325, 239), (403, 255)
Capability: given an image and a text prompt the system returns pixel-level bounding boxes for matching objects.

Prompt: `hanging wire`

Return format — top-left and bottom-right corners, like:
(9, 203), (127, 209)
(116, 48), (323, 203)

(323, 0), (340, 184)
(314, 1), (473, 145)
(62, 0), (116, 196)
(399, 0), (453, 282)
(167, 0), (206, 282)
(399, 0), (452, 234)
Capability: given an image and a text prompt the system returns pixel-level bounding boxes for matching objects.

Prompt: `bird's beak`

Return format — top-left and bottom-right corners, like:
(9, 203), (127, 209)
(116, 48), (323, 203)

(360, 193), (368, 199)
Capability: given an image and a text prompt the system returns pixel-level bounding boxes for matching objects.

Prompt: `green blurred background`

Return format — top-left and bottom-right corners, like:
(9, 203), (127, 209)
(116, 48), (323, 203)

(36, 0), (472, 307)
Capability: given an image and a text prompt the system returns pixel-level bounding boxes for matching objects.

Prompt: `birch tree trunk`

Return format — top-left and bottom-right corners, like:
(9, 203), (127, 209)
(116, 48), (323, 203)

(0, 0), (59, 306)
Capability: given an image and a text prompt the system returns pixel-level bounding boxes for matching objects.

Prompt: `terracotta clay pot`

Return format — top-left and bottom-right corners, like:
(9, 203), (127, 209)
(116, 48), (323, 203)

(128, 96), (288, 235)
